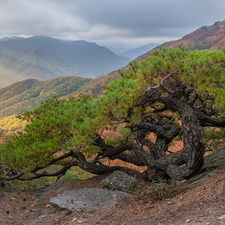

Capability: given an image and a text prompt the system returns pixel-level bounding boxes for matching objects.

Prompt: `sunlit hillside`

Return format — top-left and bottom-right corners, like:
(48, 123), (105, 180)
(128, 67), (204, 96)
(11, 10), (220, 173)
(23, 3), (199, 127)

(0, 71), (121, 134)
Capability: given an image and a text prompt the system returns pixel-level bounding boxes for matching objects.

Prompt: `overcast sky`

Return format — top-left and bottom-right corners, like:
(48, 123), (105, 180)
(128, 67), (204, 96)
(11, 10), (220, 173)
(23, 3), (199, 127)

(0, 0), (224, 53)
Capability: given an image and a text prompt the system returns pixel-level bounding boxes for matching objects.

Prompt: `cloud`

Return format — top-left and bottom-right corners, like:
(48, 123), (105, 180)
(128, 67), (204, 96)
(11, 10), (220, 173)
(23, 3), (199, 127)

(71, 0), (225, 36)
(0, 0), (224, 50)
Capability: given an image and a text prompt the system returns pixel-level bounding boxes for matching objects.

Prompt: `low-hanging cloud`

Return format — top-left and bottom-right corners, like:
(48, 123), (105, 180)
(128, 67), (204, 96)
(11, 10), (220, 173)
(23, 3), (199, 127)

(0, 0), (224, 50)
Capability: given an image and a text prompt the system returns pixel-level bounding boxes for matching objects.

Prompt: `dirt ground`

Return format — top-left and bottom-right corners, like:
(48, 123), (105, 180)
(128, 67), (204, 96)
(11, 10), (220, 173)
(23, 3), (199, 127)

(1, 165), (225, 225)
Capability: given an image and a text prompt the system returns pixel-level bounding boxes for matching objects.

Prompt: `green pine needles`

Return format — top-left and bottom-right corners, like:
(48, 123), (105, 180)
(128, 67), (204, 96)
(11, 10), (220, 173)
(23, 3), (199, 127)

(1, 46), (225, 182)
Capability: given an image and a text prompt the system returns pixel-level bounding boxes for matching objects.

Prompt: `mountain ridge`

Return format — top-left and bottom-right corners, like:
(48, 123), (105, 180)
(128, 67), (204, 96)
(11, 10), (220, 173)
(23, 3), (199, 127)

(134, 19), (225, 62)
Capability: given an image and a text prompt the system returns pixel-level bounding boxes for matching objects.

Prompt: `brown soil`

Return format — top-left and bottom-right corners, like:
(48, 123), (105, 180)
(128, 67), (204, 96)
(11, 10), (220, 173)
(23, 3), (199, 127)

(1, 165), (225, 225)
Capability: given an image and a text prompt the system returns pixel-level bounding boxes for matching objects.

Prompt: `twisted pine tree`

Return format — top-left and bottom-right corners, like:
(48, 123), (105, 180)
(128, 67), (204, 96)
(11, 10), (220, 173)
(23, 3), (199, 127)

(1, 47), (225, 182)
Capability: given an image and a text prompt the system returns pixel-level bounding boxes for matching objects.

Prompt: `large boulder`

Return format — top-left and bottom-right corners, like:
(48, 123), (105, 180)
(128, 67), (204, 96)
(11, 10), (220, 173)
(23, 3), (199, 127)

(188, 147), (225, 184)
(201, 147), (225, 172)
(101, 170), (139, 192)
(49, 188), (132, 211)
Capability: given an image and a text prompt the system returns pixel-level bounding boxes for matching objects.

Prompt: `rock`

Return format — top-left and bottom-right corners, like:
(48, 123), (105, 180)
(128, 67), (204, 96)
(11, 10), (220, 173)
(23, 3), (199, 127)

(50, 188), (132, 211)
(201, 147), (225, 172)
(188, 147), (225, 183)
(188, 169), (217, 184)
(101, 170), (139, 192)
(167, 201), (173, 205)
(144, 204), (154, 209)
(38, 215), (47, 219)
(218, 214), (225, 220)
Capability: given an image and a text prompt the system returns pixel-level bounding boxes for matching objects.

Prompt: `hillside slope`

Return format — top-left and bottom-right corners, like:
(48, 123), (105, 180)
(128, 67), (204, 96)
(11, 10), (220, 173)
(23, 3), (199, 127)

(0, 71), (121, 134)
(0, 70), (121, 117)
(1, 162), (225, 224)
(0, 36), (129, 87)
(135, 19), (225, 62)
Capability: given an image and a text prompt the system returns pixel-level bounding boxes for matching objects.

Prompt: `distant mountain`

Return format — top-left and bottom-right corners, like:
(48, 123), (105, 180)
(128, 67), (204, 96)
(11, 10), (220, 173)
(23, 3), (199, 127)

(120, 43), (158, 60)
(135, 20), (225, 62)
(0, 36), (130, 87)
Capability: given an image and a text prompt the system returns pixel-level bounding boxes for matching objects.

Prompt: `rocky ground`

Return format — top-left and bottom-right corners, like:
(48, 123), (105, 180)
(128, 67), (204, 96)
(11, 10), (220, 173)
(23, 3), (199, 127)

(1, 149), (225, 225)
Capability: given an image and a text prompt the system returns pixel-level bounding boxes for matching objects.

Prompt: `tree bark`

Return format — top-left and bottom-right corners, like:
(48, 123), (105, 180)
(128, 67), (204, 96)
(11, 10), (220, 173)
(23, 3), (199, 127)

(153, 97), (205, 179)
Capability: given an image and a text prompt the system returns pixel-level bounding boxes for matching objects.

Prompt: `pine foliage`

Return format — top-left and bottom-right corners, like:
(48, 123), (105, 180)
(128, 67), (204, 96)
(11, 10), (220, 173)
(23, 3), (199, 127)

(1, 47), (225, 181)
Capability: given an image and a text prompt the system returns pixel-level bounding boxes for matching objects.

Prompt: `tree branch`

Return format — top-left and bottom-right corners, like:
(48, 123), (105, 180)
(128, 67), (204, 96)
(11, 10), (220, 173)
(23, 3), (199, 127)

(197, 110), (225, 127)
(6, 172), (24, 181)
(145, 71), (183, 96)
(31, 150), (75, 173)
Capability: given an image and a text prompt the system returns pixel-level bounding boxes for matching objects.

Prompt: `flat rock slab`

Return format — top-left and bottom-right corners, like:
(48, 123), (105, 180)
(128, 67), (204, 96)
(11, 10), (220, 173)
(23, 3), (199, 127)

(50, 188), (132, 211)
(101, 170), (139, 192)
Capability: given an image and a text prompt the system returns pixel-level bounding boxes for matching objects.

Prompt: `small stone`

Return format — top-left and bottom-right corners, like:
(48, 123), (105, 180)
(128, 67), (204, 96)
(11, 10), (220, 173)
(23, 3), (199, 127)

(38, 215), (47, 219)
(65, 210), (72, 216)
(77, 219), (82, 223)
(218, 214), (225, 220)
(145, 204), (154, 209)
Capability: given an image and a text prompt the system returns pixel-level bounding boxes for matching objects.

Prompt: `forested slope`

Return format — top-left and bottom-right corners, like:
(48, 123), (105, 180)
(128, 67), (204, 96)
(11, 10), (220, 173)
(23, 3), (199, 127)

(0, 76), (91, 118)
(0, 71), (121, 133)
